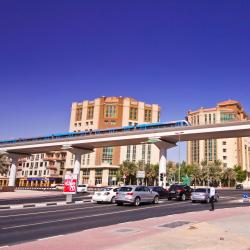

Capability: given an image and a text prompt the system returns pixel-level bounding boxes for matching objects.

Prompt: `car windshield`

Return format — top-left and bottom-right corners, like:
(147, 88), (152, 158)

(119, 187), (133, 192)
(194, 188), (207, 192)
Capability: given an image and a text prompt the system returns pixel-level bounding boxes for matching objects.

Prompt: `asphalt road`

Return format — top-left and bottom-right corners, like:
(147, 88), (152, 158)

(0, 190), (249, 247)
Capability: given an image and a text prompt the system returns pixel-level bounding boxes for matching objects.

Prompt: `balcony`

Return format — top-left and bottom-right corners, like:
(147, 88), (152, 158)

(43, 155), (66, 162)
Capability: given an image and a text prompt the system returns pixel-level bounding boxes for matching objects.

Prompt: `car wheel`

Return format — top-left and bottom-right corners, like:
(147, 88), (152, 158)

(134, 197), (140, 207)
(153, 196), (159, 204)
(192, 200), (196, 203)
(181, 193), (186, 201)
(116, 202), (123, 206)
(111, 196), (116, 204)
(97, 201), (102, 204)
(168, 197), (172, 200)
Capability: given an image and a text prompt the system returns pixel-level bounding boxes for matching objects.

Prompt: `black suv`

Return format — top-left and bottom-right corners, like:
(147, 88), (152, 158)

(148, 186), (168, 199)
(168, 184), (192, 201)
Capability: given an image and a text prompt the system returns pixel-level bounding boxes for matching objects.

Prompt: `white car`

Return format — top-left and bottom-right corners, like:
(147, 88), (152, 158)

(92, 187), (119, 204)
(77, 184), (88, 193)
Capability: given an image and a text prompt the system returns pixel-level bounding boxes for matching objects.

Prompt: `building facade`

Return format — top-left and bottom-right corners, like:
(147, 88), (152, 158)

(0, 152), (66, 187)
(187, 100), (250, 179)
(65, 96), (161, 186)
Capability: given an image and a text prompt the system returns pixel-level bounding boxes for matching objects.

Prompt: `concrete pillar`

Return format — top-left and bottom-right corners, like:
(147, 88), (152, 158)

(73, 153), (81, 184)
(158, 147), (167, 188)
(155, 140), (177, 188)
(8, 154), (19, 187)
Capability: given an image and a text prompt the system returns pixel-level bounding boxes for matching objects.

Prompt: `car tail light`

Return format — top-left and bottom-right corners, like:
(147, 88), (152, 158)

(104, 192), (110, 195)
(126, 192), (133, 195)
(177, 189), (183, 193)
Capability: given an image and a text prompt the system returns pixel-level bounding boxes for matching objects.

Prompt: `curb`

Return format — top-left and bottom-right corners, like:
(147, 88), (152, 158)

(0, 200), (91, 210)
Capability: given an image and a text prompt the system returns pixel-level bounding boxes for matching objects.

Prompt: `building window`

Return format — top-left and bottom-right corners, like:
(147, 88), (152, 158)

(102, 147), (113, 164)
(144, 109), (152, 122)
(44, 170), (46, 175)
(29, 171), (33, 175)
(87, 154), (90, 165)
(82, 154), (86, 165)
(223, 163), (227, 168)
(87, 106), (94, 120)
(126, 146), (131, 161)
(142, 144), (146, 163)
(38, 170), (42, 176)
(83, 169), (90, 176)
(129, 107), (138, 120)
(109, 169), (117, 176)
(95, 177), (102, 185)
(158, 111), (160, 122)
(220, 112), (236, 123)
(223, 156), (227, 160)
(75, 107), (82, 121)
(35, 162), (39, 168)
(209, 114), (212, 124)
(95, 169), (102, 176)
(223, 148), (226, 153)
(222, 141), (227, 145)
(105, 105), (117, 118)
(205, 114), (207, 124)
(147, 144), (151, 164)
(132, 145), (136, 163)
(110, 120), (116, 125)
(213, 114), (216, 124)
(40, 162), (43, 167)
(191, 140), (200, 163)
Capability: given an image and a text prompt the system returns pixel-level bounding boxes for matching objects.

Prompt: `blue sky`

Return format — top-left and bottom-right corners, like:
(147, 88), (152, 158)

(0, 1), (249, 161)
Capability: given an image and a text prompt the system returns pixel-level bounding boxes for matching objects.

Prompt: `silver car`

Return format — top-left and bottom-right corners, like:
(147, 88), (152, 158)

(115, 185), (159, 206)
(191, 187), (219, 203)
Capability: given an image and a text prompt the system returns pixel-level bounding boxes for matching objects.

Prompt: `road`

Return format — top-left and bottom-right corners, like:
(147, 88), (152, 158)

(0, 190), (249, 247)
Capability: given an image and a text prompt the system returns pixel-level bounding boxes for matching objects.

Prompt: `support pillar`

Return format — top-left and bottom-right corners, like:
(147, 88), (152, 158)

(154, 139), (177, 189)
(158, 147), (167, 188)
(8, 154), (19, 187)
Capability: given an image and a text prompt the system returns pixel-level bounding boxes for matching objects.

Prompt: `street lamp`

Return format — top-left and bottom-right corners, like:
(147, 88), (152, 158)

(175, 132), (184, 183)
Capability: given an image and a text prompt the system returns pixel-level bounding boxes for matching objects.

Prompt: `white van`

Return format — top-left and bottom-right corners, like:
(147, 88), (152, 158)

(77, 184), (88, 193)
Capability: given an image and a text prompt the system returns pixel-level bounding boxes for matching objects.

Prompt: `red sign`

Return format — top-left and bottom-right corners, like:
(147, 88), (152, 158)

(63, 174), (77, 194)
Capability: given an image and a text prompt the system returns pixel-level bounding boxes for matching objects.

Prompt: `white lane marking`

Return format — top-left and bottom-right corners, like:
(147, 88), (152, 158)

(2, 201), (190, 230)
(38, 235), (63, 241)
(35, 203), (47, 207)
(0, 203), (115, 218)
(0, 246), (9, 249)
(9, 205), (23, 209)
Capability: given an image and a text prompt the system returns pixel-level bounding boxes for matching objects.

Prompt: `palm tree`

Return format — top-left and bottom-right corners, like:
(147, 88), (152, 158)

(166, 161), (176, 183)
(0, 151), (11, 175)
(145, 163), (159, 186)
(222, 168), (236, 187)
(119, 160), (137, 185)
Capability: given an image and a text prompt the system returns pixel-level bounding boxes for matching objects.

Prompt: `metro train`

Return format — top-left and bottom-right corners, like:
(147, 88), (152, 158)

(0, 120), (190, 145)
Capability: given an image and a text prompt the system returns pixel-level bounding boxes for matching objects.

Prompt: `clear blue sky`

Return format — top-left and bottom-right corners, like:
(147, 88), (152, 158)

(0, 1), (249, 161)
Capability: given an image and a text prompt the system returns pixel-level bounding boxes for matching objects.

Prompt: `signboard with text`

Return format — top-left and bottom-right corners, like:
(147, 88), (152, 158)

(63, 174), (77, 194)
(136, 171), (145, 179)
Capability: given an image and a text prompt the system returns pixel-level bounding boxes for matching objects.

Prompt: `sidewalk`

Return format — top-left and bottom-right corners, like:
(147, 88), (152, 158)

(2, 206), (250, 250)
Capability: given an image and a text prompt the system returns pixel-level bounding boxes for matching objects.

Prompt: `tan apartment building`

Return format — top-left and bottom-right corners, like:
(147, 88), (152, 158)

(10, 152), (66, 187)
(65, 96), (161, 186)
(187, 100), (250, 181)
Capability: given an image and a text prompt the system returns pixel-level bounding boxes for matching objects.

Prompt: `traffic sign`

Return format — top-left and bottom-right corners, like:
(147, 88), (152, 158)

(242, 192), (249, 203)
(136, 171), (145, 179)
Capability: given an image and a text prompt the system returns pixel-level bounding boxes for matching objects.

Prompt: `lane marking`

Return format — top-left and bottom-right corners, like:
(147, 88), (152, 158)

(0, 203), (116, 218)
(1, 201), (190, 230)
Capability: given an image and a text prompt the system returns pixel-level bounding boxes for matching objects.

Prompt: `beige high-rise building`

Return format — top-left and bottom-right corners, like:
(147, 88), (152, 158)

(187, 100), (250, 180)
(65, 96), (161, 186)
